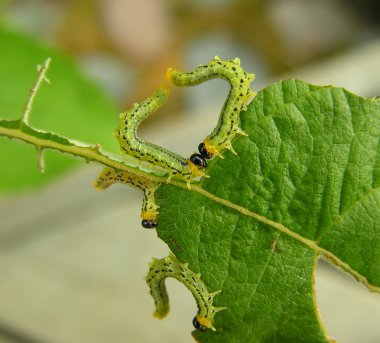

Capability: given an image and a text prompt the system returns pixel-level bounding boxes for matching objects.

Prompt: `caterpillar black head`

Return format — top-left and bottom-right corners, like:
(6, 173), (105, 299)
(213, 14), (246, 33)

(192, 316), (206, 332)
(198, 142), (213, 159)
(142, 219), (157, 229)
(190, 153), (207, 168)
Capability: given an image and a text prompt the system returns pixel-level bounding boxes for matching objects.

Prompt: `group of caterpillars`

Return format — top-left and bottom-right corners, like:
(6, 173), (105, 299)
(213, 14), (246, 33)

(94, 56), (255, 332)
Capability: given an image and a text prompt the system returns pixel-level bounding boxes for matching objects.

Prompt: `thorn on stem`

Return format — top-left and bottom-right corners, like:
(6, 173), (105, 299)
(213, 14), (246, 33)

(36, 147), (45, 173)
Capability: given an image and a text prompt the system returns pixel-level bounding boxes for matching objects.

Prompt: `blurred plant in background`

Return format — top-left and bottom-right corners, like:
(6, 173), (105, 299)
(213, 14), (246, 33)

(2, 0), (379, 106)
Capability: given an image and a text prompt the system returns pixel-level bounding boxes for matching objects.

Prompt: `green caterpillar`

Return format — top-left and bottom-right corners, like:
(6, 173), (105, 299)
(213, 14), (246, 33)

(146, 254), (226, 331)
(167, 56), (255, 159)
(116, 85), (206, 189)
(94, 167), (159, 228)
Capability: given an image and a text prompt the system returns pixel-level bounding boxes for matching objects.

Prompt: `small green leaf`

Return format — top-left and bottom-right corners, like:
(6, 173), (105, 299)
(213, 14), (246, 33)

(0, 26), (118, 192)
(156, 80), (380, 342)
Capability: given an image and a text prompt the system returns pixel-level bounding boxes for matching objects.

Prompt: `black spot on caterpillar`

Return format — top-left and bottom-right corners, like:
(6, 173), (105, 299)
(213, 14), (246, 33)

(189, 153), (207, 168)
(146, 254), (226, 331)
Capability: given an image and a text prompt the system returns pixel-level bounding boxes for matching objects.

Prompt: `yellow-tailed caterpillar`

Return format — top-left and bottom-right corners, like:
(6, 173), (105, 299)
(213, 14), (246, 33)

(166, 56), (255, 167)
(146, 254), (226, 331)
(116, 85), (206, 189)
(94, 167), (159, 228)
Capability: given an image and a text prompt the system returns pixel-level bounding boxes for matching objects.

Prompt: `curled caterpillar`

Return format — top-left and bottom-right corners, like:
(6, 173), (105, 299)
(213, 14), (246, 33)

(167, 56), (255, 161)
(94, 167), (159, 228)
(116, 85), (207, 189)
(146, 254), (226, 331)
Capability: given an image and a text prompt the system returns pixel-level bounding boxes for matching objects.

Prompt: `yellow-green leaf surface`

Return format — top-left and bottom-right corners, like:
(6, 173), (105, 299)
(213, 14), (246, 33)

(156, 80), (380, 342)
(0, 26), (118, 192)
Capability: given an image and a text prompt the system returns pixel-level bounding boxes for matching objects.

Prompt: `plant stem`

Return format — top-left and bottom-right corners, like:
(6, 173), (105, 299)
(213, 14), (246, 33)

(0, 119), (167, 184)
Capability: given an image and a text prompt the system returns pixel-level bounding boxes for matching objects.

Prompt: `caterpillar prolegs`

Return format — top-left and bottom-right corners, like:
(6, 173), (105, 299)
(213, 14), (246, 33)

(146, 254), (226, 331)
(94, 167), (159, 228)
(167, 56), (255, 162)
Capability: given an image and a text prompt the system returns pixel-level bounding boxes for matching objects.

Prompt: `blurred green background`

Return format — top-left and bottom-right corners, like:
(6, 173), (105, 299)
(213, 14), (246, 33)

(0, 1), (379, 342)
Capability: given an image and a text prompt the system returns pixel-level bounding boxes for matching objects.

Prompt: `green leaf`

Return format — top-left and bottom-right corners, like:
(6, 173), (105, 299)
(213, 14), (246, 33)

(0, 26), (118, 192)
(156, 80), (380, 342)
